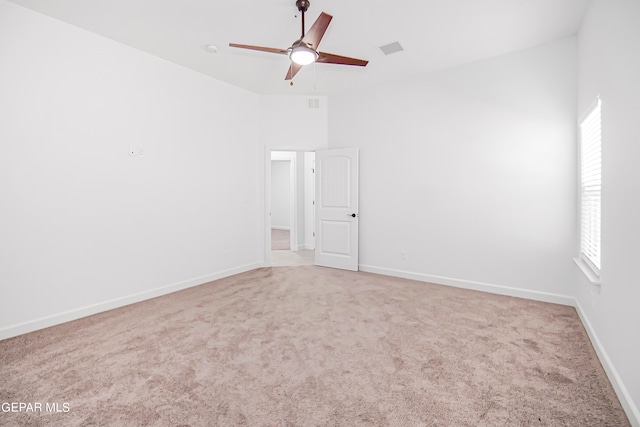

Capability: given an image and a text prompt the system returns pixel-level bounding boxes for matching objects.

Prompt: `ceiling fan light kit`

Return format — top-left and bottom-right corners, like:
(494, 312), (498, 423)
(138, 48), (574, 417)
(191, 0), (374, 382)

(229, 0), (368, 81)
(289, 42), (318, 65)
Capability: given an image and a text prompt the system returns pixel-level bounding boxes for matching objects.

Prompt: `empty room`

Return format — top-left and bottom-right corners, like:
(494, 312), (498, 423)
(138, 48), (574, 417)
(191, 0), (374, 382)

(1, 0), (639, 425)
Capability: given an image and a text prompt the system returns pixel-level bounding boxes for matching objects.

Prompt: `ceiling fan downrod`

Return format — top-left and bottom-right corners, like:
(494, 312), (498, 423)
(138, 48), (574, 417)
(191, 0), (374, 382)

(296, 0), (311, 38)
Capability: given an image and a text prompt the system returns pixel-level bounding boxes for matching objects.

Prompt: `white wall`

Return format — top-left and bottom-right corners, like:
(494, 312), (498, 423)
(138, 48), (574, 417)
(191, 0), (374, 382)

(329, 37), (578, 303)
(576, 0), (640, 422)
(270, 160), (292, 229)
(0, 1), (263, 337)
(258, 96), (329, 151)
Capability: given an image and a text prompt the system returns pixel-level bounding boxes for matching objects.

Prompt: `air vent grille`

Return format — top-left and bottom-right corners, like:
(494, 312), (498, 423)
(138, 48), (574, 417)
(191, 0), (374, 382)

(379, 41), (404, 56)
(307, 98), (320, 109)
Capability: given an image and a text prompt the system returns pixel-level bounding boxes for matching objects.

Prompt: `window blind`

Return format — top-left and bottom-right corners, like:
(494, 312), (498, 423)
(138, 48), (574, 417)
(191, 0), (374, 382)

(579, 98), (601, 273)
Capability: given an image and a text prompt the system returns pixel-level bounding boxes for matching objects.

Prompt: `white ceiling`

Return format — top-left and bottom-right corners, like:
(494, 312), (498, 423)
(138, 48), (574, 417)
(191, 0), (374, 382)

(6, 0), (591, 96)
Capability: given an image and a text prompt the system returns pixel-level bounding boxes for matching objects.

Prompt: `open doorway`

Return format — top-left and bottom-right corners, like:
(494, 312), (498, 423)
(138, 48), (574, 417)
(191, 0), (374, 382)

(270, 156), (294, 251)
(269, 150), (315, 266)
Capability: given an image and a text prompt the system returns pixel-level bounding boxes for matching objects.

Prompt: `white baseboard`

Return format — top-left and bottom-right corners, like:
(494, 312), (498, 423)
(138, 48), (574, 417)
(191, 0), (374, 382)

(0, 262), (263, 341)
(574, 301), (640, 427)
(358, 264), (575, 306)
(271, 226), (291, 231)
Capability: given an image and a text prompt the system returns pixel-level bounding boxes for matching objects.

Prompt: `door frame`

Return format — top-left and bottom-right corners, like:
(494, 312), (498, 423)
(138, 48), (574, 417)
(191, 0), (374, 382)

(264, 148), (319, 265)
(270, 151), (297, 253)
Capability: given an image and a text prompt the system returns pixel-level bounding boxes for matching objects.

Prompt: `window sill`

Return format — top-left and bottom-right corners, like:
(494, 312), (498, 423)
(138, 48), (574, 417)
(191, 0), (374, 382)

(573, 257), (601, 285)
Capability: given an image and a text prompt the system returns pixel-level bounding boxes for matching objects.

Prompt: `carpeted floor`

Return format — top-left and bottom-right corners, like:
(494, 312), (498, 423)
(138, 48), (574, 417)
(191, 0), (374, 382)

(271, 249), (314, 267)
(271, 228), (290, 250)
(0, 266), (630, 426)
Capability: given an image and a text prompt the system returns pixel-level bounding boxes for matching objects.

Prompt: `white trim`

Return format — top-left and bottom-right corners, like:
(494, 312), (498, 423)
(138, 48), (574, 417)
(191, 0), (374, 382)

(0, 262), (265, 341)
(304, 153), (316, 251)
(270, 151), (297, 161)
(575, 301), (640, 427)
(358, 264), (575, 306)
(270, 226), (291, 231)
(573, 256), (602, 285)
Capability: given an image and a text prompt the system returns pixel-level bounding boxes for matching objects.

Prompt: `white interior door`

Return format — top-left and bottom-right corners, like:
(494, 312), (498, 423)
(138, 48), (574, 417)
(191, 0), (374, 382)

(315, 147), (359, 271)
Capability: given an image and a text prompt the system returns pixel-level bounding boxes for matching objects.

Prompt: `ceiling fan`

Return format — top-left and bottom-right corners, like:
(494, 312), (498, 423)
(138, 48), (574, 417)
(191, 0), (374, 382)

(229, 0), (369, 82)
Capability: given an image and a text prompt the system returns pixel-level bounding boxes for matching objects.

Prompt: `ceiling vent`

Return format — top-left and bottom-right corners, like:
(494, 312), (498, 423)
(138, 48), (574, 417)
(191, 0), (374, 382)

(379, 41), (404, 56)
(307, 98), (320, 109)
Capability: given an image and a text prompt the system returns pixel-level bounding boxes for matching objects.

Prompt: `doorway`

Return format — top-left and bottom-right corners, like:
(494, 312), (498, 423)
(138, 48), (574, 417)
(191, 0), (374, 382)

(268, 150), (315, 266)
(270, 157), (294, 251)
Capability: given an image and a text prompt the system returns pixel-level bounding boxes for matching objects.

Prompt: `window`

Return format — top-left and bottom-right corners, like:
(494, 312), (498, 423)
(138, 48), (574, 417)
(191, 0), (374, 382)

(579, 98), (601, 275)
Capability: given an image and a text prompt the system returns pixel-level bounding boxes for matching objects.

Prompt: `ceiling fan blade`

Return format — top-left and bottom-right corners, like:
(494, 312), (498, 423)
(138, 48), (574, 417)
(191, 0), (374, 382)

(285, 62), (304, 81)
(229, 43), (288, 55)
(317, 52), (369, 67)
(301, 12), (332, 49)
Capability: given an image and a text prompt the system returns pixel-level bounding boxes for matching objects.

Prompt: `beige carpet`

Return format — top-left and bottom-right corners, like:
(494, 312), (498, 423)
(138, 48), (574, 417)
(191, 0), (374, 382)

(271, 249), (314, 267)
(271, 228), (290, 250)
(0, 266), (630, 426)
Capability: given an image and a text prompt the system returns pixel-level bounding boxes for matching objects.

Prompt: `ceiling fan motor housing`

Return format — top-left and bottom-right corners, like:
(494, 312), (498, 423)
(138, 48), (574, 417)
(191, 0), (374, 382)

(296, 0), (311, 13)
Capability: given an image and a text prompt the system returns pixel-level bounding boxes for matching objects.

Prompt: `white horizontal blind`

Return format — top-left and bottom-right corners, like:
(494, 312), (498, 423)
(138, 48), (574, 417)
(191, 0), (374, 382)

(579, 98), (602, 273)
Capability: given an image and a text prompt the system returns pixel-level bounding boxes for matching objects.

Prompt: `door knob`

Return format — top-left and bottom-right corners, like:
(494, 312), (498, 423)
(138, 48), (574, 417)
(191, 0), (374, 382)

(350, 213), (357, 218)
